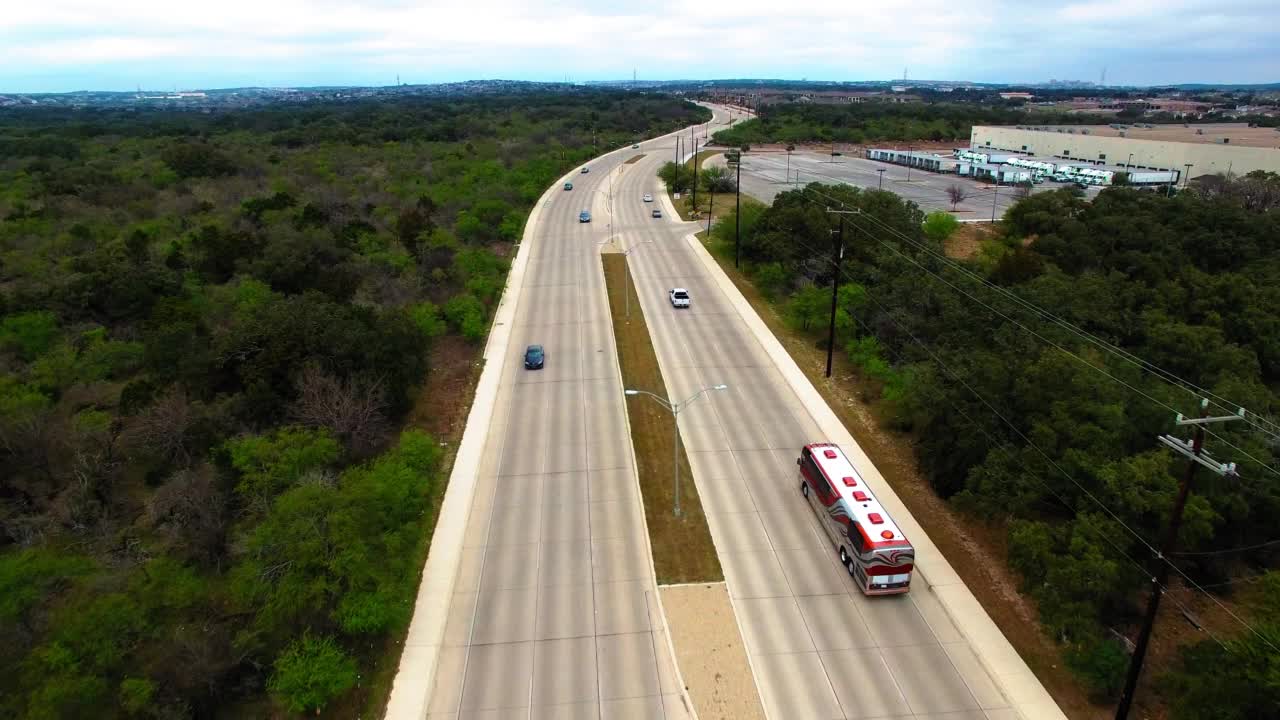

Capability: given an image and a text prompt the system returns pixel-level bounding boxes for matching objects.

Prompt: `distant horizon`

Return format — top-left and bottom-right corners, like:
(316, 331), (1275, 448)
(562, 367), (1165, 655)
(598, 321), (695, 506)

(5, 0), (1279, 94)
(4, 76), (1279, 97)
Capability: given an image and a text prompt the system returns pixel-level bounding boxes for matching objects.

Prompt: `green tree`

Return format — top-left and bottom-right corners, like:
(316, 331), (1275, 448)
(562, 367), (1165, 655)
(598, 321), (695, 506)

(226, 426), (341, 501)
(784, 284), (829, 331)
(921, 210), (960, 242)
(0, 311), (59, 361)
(268, 633), (357, 714)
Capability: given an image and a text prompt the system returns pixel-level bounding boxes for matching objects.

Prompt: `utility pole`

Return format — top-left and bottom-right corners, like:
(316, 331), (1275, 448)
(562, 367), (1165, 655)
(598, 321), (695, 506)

(706, 187), (714, 234)
(692, 139), (699, 209)
(1183, 163), (1194, 188)
(823, 208), (859, 377)
(877, 168), (886, 189)
(1114, 399), (1243, 720)
(906, 145), (913, 182)
(725, 149), (742, 265)
(991, 183), (1000, 223)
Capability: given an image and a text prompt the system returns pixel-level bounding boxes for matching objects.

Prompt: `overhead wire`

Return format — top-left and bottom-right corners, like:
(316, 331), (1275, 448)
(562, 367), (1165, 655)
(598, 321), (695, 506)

(738, 178), (1280, 657)
(741, 154), (1280, 443)
(1170, 538), (1280, 557)
(773, 222), (1167, 584)
(854, 209), (1280, 443)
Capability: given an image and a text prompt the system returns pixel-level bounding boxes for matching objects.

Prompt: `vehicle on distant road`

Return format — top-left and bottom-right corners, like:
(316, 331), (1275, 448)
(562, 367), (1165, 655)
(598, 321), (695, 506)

(643, 193), (653, 202)
(668, 288), (690, 308)
(652, 208), (662, 218)
(581, 167), (590, 174)
(523, 344), (545, 369)
(564, 182), (573, 191)
(579, 210), (591, 223)
(798, 443), (914, 595)
(632, 144), (640, 149)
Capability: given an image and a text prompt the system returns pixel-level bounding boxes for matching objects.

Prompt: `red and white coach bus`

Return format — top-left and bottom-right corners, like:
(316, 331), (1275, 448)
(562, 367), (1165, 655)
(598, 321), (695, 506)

(797, 443), (914, 595)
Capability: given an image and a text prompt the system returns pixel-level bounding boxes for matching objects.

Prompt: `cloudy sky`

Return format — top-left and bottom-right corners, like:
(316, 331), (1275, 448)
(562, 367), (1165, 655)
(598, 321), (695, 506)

(2, 0), (1278, 92)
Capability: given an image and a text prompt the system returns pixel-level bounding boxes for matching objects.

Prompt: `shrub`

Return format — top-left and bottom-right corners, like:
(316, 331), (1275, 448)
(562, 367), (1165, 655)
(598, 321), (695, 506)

(268, 633), (357, 714)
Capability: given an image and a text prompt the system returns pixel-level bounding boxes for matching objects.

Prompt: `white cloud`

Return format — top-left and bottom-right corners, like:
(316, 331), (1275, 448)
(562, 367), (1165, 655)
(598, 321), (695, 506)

(1, 0), (1277, 89)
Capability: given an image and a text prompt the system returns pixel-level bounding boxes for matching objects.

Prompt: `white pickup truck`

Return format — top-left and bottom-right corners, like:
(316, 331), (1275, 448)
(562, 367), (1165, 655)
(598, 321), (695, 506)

(669, 288), (690, 308)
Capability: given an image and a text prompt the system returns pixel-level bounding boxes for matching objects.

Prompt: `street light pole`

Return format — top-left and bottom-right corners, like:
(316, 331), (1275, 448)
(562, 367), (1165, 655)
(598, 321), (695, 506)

(991, 183), (1000, 223)
(600, 238), (653, 321)
(877, 168), (885, 189)
(906, 145), (913, 182)
(624, 385), (729, 516)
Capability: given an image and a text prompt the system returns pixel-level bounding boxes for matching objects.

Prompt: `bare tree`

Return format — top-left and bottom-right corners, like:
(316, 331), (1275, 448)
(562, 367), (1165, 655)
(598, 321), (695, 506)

(148, 463), (228, 566)
(127, 385), (195, 466)
(946, 183), (969, 210)
(290, 364), (388, 453)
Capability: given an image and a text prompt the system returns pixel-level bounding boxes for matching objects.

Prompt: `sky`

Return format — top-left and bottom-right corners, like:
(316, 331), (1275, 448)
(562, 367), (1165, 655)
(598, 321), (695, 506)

(2, 0), (1278, 93)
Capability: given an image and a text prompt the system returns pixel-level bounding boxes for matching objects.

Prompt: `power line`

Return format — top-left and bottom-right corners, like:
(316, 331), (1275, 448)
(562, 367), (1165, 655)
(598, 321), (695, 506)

(1200, 425), (1280, 482)
(725, 172), (1280, 664)
(854, 210), (1280, 444)
(768, 211), (1166, 562)
(1170, 538), (1280, 556)
(731, 185), (1280, 660)
(745, 159), (1280, 445)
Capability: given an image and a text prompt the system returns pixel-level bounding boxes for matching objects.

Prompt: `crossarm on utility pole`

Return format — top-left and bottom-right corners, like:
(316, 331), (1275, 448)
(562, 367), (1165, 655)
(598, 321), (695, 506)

(1114, 398), (1243, 720)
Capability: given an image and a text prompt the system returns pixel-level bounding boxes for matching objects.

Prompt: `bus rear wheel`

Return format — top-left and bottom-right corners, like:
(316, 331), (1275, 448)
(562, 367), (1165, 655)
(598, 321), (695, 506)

(839, 548), (855, 577)
(800, 481), (808, 497)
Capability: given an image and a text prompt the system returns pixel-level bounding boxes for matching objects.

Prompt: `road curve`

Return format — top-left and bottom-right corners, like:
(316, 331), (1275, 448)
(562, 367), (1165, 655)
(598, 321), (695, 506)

(420, 115), (732, 719)
(615, 107), (1028, 720)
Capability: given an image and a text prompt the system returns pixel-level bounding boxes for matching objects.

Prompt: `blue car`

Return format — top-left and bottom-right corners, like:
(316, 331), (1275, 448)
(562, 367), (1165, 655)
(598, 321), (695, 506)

(579, 211), (591, 223)
(524, 344), (545, 369)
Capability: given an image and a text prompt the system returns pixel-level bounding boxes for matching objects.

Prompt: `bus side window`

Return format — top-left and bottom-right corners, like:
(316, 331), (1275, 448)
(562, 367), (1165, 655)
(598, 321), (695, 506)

(848, 522), (866, 554)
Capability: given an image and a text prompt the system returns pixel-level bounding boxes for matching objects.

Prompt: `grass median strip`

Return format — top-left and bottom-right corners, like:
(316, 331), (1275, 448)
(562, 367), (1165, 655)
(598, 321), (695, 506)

(602, 252), (723, 584)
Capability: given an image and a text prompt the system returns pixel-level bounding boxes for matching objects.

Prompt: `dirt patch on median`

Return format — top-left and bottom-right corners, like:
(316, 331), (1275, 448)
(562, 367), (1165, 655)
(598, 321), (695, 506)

(661, 583), (765, 720)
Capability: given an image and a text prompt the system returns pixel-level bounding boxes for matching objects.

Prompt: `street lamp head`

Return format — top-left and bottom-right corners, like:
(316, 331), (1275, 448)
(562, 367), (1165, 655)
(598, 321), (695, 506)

(624, 389), (639, 396)
(713, 384), (728, 390)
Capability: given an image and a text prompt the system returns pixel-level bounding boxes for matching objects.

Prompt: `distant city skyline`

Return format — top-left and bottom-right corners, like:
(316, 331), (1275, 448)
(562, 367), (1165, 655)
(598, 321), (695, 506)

(3, 0), (1278, 93)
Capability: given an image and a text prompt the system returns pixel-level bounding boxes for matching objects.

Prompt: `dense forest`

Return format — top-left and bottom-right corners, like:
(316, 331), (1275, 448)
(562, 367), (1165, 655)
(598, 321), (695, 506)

(0, 92), (709, 718)
(708, 172), (1280, 716)
(710, 101), (1098, 145)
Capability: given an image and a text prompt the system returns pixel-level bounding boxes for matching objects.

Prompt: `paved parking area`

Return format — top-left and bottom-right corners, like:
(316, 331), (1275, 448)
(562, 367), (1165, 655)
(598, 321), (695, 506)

(720, 150), (1100, 220)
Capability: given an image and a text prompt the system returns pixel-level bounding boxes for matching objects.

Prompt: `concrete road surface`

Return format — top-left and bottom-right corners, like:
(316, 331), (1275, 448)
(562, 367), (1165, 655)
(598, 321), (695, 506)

(613, 128), (1022, 718)
(720, 150), (1098, 220)
(423, 108), (746, 720)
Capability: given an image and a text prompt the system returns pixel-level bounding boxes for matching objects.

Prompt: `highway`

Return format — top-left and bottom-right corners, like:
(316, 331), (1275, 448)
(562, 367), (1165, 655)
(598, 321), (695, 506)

(615, 112), (1020, 719)
(423, 103), (1033, 720)
(422, 119), (728, 718)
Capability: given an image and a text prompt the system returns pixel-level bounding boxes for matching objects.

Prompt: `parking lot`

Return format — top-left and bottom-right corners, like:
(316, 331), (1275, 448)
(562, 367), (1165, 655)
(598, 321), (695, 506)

(716, 150), (1099, 220)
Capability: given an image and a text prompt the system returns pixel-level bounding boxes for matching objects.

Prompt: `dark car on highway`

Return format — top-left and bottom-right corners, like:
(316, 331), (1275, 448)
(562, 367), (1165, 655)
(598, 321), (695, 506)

(524, 344), (545, 369)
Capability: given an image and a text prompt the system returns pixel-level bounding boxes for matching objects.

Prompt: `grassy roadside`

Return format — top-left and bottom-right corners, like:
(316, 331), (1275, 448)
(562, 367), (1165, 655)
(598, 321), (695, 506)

(701, 238), (1104, 719)
(602, 253), (723, 584)
(667, 149), (724, 223)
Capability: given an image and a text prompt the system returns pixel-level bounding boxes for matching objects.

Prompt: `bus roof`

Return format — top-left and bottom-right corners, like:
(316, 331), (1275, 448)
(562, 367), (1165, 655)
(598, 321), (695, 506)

(806, 443), (910, 548)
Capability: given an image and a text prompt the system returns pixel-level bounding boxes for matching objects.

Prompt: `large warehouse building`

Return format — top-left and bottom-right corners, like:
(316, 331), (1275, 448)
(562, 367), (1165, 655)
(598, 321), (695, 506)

(970, 123), (1280, 181)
